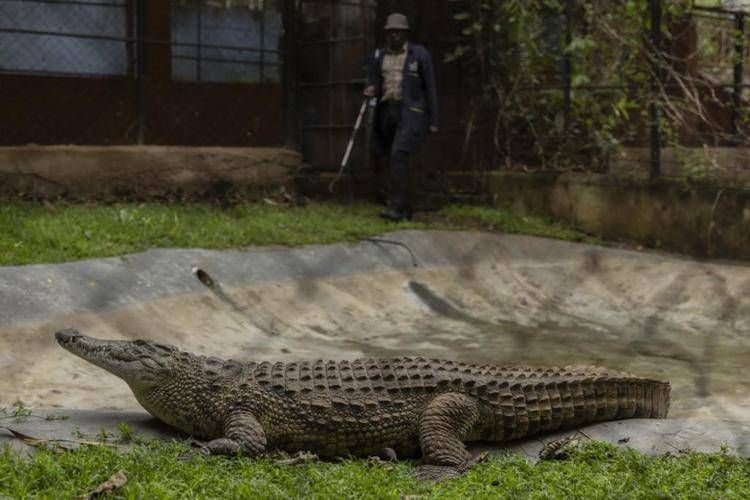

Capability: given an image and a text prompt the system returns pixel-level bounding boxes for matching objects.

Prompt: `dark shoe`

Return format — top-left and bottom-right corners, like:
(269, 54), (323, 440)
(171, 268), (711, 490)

(379, 207), (407, 221)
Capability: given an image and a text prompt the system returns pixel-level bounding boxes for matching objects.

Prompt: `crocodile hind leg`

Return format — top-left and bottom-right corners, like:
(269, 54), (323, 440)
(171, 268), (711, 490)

(199, 410), (267, 457)
(414, 393), (480, 481)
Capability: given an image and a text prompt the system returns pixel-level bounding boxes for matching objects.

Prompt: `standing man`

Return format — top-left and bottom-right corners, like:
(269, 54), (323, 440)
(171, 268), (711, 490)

(364, 13), (439, 221)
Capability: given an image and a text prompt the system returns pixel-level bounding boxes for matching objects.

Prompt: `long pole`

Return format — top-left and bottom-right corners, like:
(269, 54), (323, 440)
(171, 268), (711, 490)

(196, 2), (202, 81)
(329, 98), (369, 193)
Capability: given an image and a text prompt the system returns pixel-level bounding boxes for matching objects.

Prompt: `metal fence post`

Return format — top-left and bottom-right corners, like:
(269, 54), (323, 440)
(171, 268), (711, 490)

(649, 0), (661, 178)
(135, 0), (146, 144)
(282, 0), (298, 148)
(196, 3), (202, 81)
(732, 13), (744, 141)
(562, 0), (573, 130)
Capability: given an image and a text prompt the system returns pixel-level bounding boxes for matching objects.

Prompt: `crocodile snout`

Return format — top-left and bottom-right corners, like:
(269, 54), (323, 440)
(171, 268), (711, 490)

(55, 328), (82, 345)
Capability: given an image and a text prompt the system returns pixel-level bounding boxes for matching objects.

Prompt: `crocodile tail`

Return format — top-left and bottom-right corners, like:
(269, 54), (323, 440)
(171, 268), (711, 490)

(486, 371), (672, 441)
(563, 366), (671, 420)
(620, 378), (671, 419)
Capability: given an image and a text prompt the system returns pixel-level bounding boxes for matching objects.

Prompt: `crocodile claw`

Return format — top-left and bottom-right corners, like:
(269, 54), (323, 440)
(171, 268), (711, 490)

(377, 447), (398, 462)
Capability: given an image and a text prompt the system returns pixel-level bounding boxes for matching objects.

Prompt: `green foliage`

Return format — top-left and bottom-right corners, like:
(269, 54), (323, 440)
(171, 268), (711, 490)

(675, 146), (723, 184)
(447, 0), (629, 169)
(0, 440), (748, 498)
(447, 0), (720, 171)
(117, 423), (135, 444)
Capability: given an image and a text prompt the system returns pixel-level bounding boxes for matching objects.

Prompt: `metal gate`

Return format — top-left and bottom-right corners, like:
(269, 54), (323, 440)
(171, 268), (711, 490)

(295, 0), (376, 177)
(294, 0), (479, 198)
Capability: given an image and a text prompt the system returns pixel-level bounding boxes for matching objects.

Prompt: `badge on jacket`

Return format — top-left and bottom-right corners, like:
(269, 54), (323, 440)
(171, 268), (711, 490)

(408, 61), (419, 72)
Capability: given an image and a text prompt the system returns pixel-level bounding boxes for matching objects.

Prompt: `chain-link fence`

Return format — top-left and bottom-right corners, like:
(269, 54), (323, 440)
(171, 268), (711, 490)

(2, 0), (750, 183)
(0, 0), (287, 146)
(296, 0), (750, 203)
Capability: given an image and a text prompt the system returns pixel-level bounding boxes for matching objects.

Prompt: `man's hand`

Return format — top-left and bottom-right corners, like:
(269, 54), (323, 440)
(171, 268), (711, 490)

(363, 85), (376, 97)
(430, 126), (439, 133)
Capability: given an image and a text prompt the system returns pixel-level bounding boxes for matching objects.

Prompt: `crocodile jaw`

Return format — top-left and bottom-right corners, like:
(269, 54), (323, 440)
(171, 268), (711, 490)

(55, 329), (168, 388)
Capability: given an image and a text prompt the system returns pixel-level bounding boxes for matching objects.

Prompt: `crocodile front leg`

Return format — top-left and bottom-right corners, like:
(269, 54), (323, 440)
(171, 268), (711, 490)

(414, 393), (480, 481)
(199, 410), (267, 457)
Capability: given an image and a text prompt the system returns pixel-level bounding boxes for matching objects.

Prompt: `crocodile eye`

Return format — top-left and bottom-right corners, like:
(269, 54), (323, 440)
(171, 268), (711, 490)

(153, 343), (175, 352)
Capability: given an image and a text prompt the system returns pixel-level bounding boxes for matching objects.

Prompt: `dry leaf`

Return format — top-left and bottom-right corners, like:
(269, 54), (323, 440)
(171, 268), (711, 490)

(82, 470), (128, 499)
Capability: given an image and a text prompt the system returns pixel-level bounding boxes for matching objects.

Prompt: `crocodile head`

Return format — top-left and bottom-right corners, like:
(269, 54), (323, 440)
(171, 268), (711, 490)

(55, 329), (178, 390)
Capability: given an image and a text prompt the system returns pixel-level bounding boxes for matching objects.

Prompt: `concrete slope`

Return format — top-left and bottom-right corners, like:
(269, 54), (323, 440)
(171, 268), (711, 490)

(1, 231), (749, 423)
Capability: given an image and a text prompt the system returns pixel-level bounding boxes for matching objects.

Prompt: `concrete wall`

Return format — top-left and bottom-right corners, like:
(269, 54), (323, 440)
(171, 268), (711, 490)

(0, 145), (301, 200)
(610, 147), (750, 184)
(488, 172), (750, 260)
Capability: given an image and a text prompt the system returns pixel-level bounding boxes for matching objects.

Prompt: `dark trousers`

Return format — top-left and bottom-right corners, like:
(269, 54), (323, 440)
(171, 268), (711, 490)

(379, 100), (411, 214)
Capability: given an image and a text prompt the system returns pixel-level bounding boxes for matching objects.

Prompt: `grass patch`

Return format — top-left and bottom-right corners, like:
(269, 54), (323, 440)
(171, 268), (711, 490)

(438, 204), (602, 244)
(0, 441), (747, 499)
(0, 202), (426, 266)
(0, 201), (595, 266)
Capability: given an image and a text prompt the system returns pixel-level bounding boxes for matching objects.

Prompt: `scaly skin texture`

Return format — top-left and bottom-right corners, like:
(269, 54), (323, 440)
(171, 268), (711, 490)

(55, 329), (671, 480)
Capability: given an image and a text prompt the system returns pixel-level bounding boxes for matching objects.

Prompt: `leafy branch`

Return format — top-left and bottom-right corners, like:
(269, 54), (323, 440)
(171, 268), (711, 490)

(446, 0), (745, 173)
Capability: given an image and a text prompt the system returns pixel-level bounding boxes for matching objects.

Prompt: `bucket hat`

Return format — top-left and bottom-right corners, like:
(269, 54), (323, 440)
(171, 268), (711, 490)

(384, 13), (409, 31)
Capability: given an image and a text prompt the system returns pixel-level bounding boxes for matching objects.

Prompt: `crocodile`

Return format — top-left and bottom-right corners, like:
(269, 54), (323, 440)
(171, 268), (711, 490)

(55, 329), (670, 480)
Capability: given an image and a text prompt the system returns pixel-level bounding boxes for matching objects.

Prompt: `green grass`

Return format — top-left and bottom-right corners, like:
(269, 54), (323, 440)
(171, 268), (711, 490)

(0, 202), (424, 266)
(440, 204), (602, 244)
(0, 201), (596, 266)
(0, 441), (747, 499)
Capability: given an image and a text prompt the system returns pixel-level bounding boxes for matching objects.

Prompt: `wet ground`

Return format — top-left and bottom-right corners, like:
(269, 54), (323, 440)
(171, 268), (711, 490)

(1, 230), (749, 422)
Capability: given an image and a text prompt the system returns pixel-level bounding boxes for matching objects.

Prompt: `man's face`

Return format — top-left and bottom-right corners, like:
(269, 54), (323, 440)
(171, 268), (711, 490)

(386, 29), (408, 50)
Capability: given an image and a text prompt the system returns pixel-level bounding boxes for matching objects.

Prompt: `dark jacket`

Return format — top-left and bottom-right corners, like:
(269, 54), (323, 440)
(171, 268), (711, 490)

(369, 42), (439, 155)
